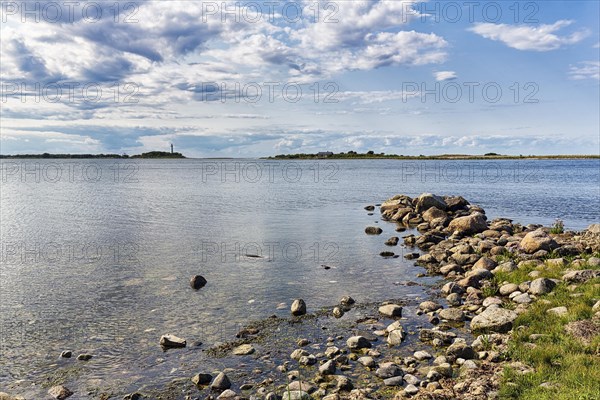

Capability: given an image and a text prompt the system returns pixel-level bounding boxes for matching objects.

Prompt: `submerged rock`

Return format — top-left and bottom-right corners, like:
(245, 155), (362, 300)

(291, 299), (307, 316)
(160, 334), (186, 348)
(365, 226), (383, 235)
(190, 275), (208, 290)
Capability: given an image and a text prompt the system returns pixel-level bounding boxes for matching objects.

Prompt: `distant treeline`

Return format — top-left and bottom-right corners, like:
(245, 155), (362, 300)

(264, 151), (600, 160)
(0, 151), (186, 159)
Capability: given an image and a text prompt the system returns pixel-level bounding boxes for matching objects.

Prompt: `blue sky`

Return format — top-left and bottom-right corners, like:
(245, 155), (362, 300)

(1, 0), (599, 157)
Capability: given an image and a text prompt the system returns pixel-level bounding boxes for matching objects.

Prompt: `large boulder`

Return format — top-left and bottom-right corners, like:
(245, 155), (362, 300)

(587, 224), (600, 234)
(520, 229), (558, 254)
(415, 193), (448, 213)
(470, 307), (518, 333)
(422, 207), (448, 223)
(445, 196), (470, 212)
(448, 213), (487, 235)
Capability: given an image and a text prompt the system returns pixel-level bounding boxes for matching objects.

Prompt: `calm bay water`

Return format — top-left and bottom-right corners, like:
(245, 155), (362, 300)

(0, 158), (598, 397)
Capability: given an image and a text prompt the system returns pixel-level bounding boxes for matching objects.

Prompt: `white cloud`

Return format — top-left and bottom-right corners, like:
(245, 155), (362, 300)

(469, 20), (589, 51)
(569, 61), (600, 80)
(434, 71), (457, 81)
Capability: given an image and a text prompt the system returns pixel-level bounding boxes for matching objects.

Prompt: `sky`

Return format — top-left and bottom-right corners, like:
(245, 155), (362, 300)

(0, 0), (599, 157)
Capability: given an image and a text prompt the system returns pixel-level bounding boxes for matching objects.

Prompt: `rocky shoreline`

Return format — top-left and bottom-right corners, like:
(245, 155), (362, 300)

(2, 193), (599, 400)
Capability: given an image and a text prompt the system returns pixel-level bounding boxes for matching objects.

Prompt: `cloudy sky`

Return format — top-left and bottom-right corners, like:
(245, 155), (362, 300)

(1, 0), (599, 157)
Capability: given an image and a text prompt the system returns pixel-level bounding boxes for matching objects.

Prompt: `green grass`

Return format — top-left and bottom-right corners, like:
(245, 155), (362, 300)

(499, 278), (600, 400)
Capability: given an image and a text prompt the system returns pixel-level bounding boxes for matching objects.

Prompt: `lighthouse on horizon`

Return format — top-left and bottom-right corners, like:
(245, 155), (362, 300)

(170, 143), (174, 154)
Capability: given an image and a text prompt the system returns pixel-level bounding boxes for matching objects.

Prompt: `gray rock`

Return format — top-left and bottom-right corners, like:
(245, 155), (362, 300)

(217, 390), (238, 399)
(438, 308), (465, 322)
(448, 213), (487, 235)
(160, 334), (186, 348)
(48, 386), (73, 400)
(365, 226), (383, 235)
(415, 193), (448, 213)
(287, 381), (316, 393)
(470, 307), (518, 333)
(383, 376), (404, 386)
(446, 341), (476, 360)
(332, 307), (344, 318)
(346, 336), (371, 350)
(520, 229), (558, 253)
(446, 293), (462, 306)
(512, 293), (533, 304)
(405, 384), (419, 395)
(387, 328), (406, 345)
(376, 362), (403, 379)
(282, 391), (311, 400)
(499, 283), (519, 296)
(419, 301), (442, 313)
(319, 360), (337, 375)
(529, 278), (556, 295)
(291, 299), (307, 316)
(77, 354), (93, 361)
(547, 306), (568, 317)
(191, 373), (212, 386)
(357, 356), (376, 368)
(232, 344), (255, 355)
(378, 304), (402, 318)
(340, 296), (355, 306)
(562, 269), (600, 283)
(419, 329), (457, 344)
(210, 372), (231, 390)
(413, 350), (432, 360)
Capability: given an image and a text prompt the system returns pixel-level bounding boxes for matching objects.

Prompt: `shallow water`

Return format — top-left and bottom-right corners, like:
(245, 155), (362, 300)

(1, 158), (598, 397)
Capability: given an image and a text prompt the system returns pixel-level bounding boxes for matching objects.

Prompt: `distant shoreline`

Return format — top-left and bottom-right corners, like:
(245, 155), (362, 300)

(0, 151), (185, 159)
(1, 153), (598, 160)
(265, 153), (600, 160)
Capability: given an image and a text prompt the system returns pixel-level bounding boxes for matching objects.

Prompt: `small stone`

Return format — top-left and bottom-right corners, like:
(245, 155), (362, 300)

(190, 275), (207, 289)
(529, 278), (556, 295)
(419, 301), (442, 313)
(192, 373), (213, 386)
(470, 307), (518, 333)
(547, 306), (568, 317)
(319, 360), (337, 375)
(346, 336), (371, 350)
(282, 391), (311, 400)
(232, 344), (255, 355)
(299, 355), (317, 365)
(387, 328), (406, 345)
(333, 307), (344, 318)
(297, 338), (310, 347)
(217, 389), (237, 399)
(357, 356), (375, 368)
(60, 350), (72, 358)
(76, 354), (93, 361)
(513, 293), (533, 304)
(160, 334), (186, 348)
(291, 299), (307, 316)
(446, 293), (462, 306)
(405, 384), (419, 395)
(499, 283), (519, 296)
(365, 226), (383, 235)
(376, 362), (403, 378)
(413, 350), (432, 360)
(340, 296), (355, 306)
(438, 308), (465, 322)
(378, 304), (402, 318)
(210, 372), (231, 390)
(48, 386), (73, 400)
(383, 376), (403, 386)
